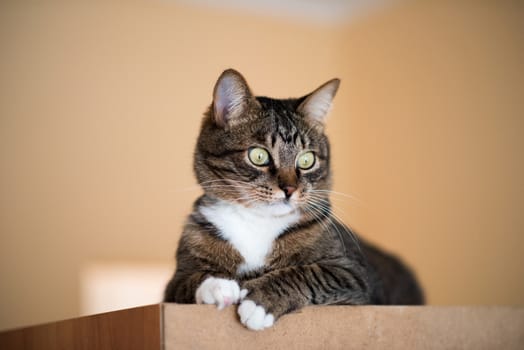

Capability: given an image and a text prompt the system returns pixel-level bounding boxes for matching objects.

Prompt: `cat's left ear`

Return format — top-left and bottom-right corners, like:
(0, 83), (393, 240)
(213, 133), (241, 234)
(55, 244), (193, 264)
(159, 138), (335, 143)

(212, 69), (254, 129)
(297, 78), (340, 125)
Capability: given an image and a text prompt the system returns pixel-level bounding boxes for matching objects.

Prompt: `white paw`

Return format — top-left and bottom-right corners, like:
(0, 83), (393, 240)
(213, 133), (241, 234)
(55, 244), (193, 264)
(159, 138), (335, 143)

(238, 300), (274, 331)
(195, 277), (242, 309)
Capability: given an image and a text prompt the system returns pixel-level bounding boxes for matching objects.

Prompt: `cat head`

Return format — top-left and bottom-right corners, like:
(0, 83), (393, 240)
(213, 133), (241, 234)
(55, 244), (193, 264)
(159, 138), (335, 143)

(194, 69), (339, 216)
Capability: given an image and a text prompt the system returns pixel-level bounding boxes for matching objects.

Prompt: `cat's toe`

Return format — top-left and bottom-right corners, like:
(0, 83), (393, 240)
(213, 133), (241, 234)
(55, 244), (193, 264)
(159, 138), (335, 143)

(214, 279), (240, 309)
(240, 289), (248, 299)
(195, 277), (241, 309)
(238, 300), (274, 331)
(263, 313), (274, 328)
(238, 300), (256, 324)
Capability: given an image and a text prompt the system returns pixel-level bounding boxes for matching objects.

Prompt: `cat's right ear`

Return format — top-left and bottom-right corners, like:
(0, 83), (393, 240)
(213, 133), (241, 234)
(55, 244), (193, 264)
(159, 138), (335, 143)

(212, 69), (253, 128)
(297, 78), (340, 125)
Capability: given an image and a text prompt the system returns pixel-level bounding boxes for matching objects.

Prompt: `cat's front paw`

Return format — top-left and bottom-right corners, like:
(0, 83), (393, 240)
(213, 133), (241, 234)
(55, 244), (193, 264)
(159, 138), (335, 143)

(195, 277), (243, 309)
(238, 300), (274, 331)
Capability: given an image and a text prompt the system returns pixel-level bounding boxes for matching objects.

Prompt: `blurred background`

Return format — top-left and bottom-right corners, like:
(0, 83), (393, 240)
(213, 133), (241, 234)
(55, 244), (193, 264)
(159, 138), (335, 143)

(1, 0), (523, 330)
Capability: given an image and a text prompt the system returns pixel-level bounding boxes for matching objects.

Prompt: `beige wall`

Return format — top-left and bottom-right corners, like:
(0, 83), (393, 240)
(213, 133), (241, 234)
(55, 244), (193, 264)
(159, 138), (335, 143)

(1, 0), (522, 330)
(332, 0), (524, 306)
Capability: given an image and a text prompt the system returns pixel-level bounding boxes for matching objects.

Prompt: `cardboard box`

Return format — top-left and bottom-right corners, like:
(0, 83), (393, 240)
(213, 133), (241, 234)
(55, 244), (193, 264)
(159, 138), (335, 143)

(1, 304), (523, 349)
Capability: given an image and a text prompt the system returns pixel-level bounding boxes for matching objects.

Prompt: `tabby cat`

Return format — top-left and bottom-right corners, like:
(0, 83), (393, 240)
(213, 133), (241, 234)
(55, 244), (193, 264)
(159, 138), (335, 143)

(164, 69), (424, 330)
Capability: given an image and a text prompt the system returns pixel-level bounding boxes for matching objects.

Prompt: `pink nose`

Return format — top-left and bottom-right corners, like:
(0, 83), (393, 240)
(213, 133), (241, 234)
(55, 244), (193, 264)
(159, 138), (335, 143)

(282, 186), (297, 198)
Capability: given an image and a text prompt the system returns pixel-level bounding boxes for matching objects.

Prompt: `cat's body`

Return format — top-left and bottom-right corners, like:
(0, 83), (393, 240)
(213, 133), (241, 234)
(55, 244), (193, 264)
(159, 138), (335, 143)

(164, 69), (423, 330)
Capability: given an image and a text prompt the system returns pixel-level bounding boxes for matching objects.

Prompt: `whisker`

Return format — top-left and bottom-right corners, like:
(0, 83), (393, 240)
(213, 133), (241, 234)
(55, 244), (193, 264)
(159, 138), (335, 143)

(305, 197), (361, 252)
(301, 205), (332, 240)
(305, 194), (352, 218)
(308, 189), (361, 203)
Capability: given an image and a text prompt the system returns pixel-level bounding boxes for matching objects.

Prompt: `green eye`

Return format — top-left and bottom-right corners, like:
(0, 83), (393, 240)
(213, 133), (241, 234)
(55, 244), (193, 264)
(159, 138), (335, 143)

(248, 147), (270, 166)
(297, 151), (315, 170)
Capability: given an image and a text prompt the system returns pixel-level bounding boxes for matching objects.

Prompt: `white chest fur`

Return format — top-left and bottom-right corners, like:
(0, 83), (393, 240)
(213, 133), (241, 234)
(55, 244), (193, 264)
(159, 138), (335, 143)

(200, 201), (300, 274)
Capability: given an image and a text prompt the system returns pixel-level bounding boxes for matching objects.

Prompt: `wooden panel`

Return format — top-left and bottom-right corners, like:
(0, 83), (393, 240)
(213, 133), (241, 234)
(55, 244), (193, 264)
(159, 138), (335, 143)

(163, 304), (524, 350)
(0, 304), (161, 350)
(2, 304), (523, 349)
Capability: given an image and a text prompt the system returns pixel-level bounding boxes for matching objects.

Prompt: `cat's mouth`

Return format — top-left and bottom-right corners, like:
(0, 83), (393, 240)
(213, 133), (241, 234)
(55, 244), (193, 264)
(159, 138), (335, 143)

(237, 187), (304, 216)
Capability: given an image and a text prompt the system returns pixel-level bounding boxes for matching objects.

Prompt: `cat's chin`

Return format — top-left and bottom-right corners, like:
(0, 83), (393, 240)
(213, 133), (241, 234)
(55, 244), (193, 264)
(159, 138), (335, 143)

(236, 200), (297, 216)
(261, 201), (297, 216)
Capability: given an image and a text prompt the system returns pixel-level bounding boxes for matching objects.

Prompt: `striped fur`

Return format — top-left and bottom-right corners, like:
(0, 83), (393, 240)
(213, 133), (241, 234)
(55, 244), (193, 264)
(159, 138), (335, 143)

(164, 69), (424, 330)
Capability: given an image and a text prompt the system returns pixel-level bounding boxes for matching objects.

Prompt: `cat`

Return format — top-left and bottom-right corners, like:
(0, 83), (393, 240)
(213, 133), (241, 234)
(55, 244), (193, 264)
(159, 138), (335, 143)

(164, 69), (424, 331)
